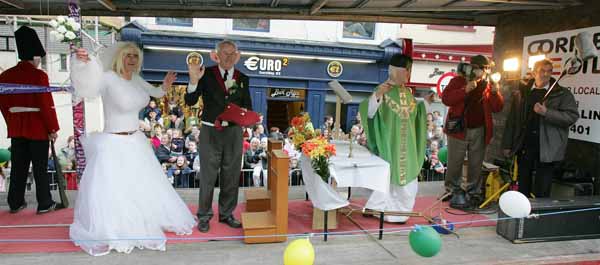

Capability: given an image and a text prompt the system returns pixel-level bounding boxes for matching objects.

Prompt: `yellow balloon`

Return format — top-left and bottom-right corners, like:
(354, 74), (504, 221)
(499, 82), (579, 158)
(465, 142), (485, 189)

(283, 238), (315, 265)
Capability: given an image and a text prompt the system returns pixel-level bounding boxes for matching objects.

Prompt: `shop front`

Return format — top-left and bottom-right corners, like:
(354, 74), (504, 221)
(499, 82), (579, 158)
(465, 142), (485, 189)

(121, 23), (411, 132)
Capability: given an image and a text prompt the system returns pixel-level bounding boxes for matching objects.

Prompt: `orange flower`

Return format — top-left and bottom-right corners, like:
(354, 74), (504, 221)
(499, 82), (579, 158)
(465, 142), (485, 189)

(291, 117), (303, 127)
(325, 144), (336, 156)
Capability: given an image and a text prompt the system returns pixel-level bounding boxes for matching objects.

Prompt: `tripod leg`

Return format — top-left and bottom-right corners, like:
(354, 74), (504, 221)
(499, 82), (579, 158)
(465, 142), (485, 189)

(479, 183), (510, 209)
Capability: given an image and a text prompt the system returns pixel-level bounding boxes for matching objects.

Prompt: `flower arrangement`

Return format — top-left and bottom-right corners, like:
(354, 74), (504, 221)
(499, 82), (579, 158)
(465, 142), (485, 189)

(49, 16), (81, 45)
(224, 79), (241, 95)
(287, 113), (316, 150)
(301, 137), (336, 183)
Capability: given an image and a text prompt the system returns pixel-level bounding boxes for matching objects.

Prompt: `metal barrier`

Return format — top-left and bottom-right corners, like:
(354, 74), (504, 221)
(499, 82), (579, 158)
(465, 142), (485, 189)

(419, 168), (447, 182)
(164, 168), (304, 189)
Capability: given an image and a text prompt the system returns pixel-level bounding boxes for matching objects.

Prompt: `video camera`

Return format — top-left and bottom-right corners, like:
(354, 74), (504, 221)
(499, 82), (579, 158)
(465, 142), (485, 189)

(457, 62), (476, 81)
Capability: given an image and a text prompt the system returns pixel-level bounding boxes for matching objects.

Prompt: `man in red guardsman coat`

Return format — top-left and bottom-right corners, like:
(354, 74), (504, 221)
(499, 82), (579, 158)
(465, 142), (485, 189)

(0, 26), (61, 214)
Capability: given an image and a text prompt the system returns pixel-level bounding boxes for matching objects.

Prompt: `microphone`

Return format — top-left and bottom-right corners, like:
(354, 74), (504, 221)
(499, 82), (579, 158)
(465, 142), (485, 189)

(543, 31), (598, 101)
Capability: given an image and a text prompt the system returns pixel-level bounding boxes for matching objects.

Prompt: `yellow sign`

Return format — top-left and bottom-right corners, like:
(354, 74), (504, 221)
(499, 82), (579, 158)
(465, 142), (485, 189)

(327, 61), (343, 78)
(186, 52), (203, 66)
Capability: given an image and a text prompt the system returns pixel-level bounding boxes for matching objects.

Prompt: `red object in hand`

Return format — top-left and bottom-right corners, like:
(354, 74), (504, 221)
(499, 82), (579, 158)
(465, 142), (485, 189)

(214, 103), (261, 131)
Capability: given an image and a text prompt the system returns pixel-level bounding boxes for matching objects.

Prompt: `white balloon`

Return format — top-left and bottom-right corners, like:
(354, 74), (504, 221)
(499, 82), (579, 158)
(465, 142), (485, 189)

(499, 191), (531, 218)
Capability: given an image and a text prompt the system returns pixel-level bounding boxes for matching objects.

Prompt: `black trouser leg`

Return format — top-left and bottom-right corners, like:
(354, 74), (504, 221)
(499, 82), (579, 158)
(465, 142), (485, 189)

(533, 162), (557, 198)
(517, 154), (535, 198)
(30, 139), (53, 210)
(7, 138), (31, 210)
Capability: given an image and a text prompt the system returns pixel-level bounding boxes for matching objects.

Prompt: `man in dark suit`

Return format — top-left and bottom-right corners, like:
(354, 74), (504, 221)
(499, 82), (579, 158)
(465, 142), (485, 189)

(0, 26), (60, 214)
(185, 40), (252, 232)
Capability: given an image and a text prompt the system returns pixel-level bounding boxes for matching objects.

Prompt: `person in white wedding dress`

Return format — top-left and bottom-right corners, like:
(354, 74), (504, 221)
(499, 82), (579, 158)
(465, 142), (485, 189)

(68, 42), (197, 256)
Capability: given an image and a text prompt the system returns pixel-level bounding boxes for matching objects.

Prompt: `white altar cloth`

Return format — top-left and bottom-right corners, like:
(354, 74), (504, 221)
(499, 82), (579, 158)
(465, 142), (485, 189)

(300, 141), (390, 211)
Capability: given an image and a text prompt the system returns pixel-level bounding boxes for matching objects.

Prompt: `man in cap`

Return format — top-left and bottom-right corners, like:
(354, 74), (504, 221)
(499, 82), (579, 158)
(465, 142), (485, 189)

(441, 55), (504, 209)
(0, 26), (61, 214)
(359, 53), (427, 223)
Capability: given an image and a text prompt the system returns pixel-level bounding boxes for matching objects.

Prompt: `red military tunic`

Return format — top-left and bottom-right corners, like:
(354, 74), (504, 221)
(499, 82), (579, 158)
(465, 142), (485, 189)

(0, 61), (60, 140)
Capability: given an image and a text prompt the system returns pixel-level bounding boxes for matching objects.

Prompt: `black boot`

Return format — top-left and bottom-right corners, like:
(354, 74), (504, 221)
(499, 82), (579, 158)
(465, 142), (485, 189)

(468, 193), (483, 209)
(450, 190), (467, 209)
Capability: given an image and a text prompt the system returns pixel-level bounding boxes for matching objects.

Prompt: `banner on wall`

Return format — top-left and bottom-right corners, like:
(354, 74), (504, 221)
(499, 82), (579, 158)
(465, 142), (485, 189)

(523, 26), (600, 143)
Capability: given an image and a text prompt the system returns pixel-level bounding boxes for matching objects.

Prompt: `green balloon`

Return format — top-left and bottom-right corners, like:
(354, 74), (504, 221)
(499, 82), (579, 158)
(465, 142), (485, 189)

(409, 226), (442, 258)
(438, 147), (448, 164)
(0, 149), (10, 163)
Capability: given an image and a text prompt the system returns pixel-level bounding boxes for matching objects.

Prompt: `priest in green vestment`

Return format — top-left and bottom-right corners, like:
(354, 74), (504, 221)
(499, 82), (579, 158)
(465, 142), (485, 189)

(359, 53), (427, 223)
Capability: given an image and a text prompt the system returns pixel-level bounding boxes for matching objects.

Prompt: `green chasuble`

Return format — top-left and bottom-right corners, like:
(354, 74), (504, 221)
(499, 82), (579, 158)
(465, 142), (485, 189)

(359, 85), (427, 186)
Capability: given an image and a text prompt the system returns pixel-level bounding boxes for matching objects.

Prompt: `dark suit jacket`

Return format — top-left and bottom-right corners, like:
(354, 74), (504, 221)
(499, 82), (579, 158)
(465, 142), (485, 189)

(184, 65), (252, 124)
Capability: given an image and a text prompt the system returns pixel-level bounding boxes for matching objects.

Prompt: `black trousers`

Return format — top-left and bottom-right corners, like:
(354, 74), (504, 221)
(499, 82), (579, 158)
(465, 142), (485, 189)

(517, 151), (559, 198)
(7, 138), (54, 211)
(197, 124), (243, 222)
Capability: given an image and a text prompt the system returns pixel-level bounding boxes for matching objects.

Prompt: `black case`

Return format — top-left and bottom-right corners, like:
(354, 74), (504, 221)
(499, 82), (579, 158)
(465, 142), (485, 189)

(496, 196), (600, 243)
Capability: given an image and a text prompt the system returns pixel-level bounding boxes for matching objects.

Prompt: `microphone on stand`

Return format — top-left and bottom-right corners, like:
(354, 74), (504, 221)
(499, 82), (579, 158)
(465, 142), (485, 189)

(542, 31), (598, 102)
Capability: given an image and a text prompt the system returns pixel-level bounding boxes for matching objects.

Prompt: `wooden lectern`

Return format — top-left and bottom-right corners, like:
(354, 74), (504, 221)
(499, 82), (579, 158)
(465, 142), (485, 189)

(241, 149), (289, 244)
(244, 139), (282, 212)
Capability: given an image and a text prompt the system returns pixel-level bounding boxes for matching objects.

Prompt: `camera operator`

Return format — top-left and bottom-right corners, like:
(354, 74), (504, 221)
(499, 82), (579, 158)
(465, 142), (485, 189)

(442, 55), (504, 209)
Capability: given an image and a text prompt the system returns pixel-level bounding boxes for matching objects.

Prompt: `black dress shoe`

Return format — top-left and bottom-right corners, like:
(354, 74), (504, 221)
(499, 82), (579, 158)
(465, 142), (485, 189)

(219, 216), (242, 228)
(9, 202), (27, 214)
(198, 220), (210, 233)
(449, 191), (468, 209)
(37, 202), (57, 215)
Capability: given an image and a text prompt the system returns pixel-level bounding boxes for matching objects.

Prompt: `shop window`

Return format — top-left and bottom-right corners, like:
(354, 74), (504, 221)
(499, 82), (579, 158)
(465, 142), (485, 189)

(233, 19), (270, 32)
(343, 21), (375, 39)
(156, 17), (193, 27)
(59, 54), (68, 72)
(427, 25), (476, 32)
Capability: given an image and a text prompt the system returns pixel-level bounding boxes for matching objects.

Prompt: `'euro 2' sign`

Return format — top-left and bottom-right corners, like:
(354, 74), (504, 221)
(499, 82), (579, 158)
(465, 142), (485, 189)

(526, 32), (600, 56)
(244, 56), (285, 72)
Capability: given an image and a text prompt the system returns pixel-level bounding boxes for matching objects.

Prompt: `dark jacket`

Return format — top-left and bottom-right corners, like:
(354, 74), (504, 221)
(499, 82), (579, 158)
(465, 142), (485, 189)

(244, 148), (267, 169)
(155, 144), (171, 163)
(184, 65), (252, 124)
(502, 78), (578, 162)
(441, 75), (504, 144)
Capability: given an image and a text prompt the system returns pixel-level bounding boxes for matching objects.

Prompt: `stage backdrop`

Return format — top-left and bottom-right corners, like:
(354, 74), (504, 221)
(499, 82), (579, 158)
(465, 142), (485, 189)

(522, 26), (600, 144)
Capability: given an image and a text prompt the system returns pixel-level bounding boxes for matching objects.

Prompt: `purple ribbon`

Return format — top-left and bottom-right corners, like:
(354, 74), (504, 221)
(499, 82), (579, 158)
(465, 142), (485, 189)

(0, 83), (71, 94)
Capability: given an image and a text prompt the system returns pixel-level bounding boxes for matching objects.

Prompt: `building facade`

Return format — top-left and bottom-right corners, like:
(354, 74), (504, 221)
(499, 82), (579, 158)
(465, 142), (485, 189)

(127, 18), (494, 130)
(122, 21), (408, 131)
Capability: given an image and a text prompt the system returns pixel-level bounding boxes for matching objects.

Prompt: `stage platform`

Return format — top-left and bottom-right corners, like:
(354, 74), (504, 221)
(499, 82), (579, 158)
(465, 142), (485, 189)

(0, 182), (599, 265)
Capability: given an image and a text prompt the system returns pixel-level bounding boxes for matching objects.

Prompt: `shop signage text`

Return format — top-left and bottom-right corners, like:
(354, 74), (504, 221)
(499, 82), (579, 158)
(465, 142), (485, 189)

(244, 56), (288, 76)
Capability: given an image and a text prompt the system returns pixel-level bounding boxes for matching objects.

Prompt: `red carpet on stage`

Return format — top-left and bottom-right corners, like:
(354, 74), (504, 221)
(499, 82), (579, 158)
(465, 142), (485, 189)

(0, 196), (494, 254)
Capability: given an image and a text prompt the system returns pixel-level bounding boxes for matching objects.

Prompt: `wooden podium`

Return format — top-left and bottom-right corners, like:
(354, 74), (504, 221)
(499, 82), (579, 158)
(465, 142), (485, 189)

(241, 149), (289, 243)
(244, 139), (282, 212)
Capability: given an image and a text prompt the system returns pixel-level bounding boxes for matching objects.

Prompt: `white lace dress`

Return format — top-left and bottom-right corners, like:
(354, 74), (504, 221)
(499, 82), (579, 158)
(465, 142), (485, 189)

(69, 52), (196, 256)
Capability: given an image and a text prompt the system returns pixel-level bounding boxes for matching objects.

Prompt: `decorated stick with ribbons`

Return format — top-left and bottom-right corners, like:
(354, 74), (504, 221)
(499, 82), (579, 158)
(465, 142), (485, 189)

(67, 0), (87, 179)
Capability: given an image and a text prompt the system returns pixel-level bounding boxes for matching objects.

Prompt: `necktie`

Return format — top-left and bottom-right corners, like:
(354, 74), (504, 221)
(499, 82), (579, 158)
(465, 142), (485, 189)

(224, 70), (229, 81)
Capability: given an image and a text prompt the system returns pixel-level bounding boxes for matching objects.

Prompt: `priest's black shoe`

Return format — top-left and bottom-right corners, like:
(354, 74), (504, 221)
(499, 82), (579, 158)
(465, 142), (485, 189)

(219, 216), (242, 228)
(9, 202), (27, 214)
(198, 220), (210, 233)
(37, 202), (58, 215)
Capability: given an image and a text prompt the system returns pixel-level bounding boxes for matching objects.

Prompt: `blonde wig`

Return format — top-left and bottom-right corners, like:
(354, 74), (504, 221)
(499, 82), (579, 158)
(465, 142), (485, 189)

(110, 42), (143, 75)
